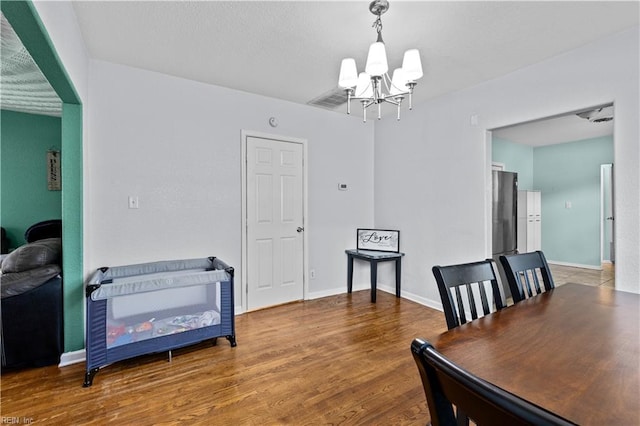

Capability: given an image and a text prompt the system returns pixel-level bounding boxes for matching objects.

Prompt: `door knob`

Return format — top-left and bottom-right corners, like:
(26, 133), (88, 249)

(297, 227), (304, 232)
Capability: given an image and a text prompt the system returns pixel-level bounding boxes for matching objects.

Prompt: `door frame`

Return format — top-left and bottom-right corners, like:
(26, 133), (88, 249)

(600, 163), (614, 264)
(240, 130), (309, 313)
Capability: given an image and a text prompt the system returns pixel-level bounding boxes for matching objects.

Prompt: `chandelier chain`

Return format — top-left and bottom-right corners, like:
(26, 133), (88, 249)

(372, 15), (383, 38)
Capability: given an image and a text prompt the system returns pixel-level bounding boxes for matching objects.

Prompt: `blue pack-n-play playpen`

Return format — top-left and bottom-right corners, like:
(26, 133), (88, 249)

(83, 257), (236, 386)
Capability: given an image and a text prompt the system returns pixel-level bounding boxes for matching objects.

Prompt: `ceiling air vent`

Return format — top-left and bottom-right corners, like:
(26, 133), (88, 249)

(576, 106), (613, 123)
(307, 87), (348, 110)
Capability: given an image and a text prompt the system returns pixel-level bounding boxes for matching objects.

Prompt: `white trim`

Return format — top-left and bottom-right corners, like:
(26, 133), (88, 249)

(393, 287), (443, 312)
(306, 284), (444, 314)
(547, 260), (602, 271)
(600, 164), (614, 264)
(59, 349), (85, 367)
(240, 130), (309, 313)
(485, 130), (494, 259)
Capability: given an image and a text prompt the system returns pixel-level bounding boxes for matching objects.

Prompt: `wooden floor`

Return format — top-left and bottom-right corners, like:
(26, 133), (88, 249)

(1, 290), (446, 425)
(0, 264), (614, 424)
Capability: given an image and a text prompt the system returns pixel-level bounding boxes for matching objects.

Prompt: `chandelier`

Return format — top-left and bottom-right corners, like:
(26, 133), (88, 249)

(338, 0), (423, 122)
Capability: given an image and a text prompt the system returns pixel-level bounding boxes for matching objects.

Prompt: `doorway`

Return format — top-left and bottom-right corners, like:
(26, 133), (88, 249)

(490, 104), (614, 275)
(1, 2), (84, 355)
(241, 131), (307, 312)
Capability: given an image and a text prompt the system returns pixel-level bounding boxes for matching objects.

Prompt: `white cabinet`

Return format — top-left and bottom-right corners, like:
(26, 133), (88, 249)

(517, 190), (541, 252)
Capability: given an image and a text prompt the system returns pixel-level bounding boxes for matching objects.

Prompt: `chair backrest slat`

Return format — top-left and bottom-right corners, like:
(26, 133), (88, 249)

(453, 286), (466, 324)
(499, 251), (555, 303)
(465, 283), (479, 320)
(433, 260), (506, 330)
(477, 281), (490, 316)
(411, 338), (577, 426)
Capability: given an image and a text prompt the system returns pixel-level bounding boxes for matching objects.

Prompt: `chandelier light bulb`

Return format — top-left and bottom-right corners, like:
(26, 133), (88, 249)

(338, 58), (359, 88)
(365, 42), (388, 77)
(390, 68), (409, 96)
(402, 49), (423, 81)
(355, 72), (373, 98)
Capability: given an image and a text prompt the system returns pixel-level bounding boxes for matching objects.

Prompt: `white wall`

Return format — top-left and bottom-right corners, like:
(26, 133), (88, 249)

(87, 60), (375, 308)
(32, 1), (89, 101)
(374, 26), (640, 303)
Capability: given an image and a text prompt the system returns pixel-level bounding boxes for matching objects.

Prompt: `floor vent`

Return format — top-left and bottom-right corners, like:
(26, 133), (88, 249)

(307, 87), (348, 110)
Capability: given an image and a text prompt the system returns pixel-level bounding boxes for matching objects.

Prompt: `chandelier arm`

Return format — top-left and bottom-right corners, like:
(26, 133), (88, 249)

(382, 97), (400, 106)
(362, 99), (376, 109)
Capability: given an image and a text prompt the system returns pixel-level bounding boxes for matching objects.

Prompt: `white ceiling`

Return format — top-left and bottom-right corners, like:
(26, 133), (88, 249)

(70, 1), (638, 113)
(492, 106), (614, 146)
(2, 1), (637, 144)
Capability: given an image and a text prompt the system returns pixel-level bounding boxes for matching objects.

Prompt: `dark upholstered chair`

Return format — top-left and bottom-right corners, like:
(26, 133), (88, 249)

(410, 338), (576, 426)
(1, 238), (63, 369)
(432, 260), (505, 330)
(1, 227), (9, 254)
(499, 251), (554, 303)
(24, 219), (62, 243)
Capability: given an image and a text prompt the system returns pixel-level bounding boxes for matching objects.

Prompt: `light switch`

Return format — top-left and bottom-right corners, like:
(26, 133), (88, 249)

(128, 196), (139, 209)
(338, 183), (348, 191)
(565, 201), (572, 209)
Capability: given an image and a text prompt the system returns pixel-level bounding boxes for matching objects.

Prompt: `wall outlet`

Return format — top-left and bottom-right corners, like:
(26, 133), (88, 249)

(310, 269), (316, 279)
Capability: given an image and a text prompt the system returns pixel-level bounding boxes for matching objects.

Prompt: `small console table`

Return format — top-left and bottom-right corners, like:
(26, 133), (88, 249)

(345, 249), (405, 303)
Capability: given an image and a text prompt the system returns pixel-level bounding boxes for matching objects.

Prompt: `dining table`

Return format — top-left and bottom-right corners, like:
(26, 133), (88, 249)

(428, 283), (639, 425)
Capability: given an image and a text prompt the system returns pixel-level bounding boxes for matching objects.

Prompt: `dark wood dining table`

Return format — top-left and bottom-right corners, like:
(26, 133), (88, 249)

(429, 283), (639, 425)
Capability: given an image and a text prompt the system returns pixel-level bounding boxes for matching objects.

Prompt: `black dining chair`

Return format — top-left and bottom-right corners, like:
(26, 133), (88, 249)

(410, 338), (577, 426)
(432, 260), (505, 330)
(499, 251), (555, 303)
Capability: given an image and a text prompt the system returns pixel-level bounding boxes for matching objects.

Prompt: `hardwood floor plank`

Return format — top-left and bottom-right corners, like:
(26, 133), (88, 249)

(1, 290), (446, 425)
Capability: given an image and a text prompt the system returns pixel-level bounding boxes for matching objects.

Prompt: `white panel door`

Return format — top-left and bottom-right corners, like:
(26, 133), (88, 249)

(246, 136), (304, 310)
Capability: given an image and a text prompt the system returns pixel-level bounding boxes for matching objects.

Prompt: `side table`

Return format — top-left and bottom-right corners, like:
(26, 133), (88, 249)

(345, 249), (405, 303)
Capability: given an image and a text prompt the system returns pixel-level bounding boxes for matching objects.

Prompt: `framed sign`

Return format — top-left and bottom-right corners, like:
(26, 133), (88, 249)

(357, 228), (400, 253)
(47, 150), (61, 191)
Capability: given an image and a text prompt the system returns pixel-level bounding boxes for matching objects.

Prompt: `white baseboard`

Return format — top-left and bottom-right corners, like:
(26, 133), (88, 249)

(307, 286), (353, 300)
(307, 282), (444, 314)
(59, 349), (85, 367)
(392, 287), (443, 312)
(547, 260), (602, 271)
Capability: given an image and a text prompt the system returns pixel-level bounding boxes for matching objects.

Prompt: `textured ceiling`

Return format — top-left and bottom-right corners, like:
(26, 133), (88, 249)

(71, 1), (639, 116)
(2, 1), (637, 145)
(0, 13), (61, 117)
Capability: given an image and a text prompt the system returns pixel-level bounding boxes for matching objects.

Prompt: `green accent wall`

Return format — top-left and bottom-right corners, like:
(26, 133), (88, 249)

(492, 137), (534, 190)
(2, 1), (84, 352)
(1, 110), (62, 249)
(494, 135), (613, 267)
(533, 136), (613, 267)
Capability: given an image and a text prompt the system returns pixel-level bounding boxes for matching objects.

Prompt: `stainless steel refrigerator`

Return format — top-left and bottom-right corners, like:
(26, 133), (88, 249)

(492, 171), (518, 297)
